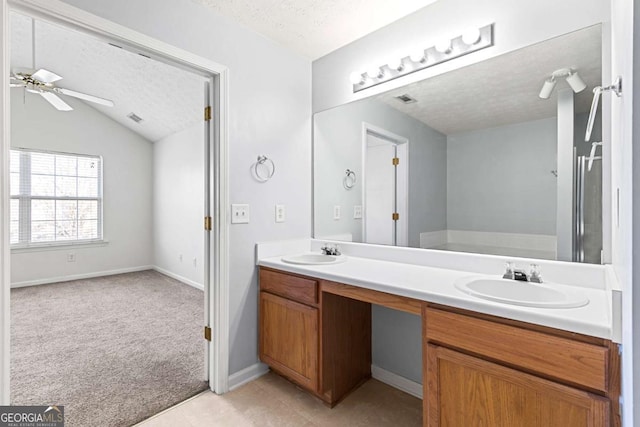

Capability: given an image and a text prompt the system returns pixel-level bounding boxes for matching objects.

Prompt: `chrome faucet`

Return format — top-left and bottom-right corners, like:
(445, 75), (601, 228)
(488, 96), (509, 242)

(503, 261), (543, 283)
(320, 244), (341, 256)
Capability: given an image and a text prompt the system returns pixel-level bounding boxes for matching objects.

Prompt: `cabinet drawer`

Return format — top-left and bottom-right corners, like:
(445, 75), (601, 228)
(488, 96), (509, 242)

(260, 268), (318, 306)
(425, 307), (609, 392)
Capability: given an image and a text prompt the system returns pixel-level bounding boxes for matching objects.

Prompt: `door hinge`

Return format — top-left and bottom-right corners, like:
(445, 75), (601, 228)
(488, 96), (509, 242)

(204, 216), (212, 231)
(204, 326), (212, 341)
(392, 212), (399, 221)
(204, 106), (212, 121)
(392, 157), (399, 166)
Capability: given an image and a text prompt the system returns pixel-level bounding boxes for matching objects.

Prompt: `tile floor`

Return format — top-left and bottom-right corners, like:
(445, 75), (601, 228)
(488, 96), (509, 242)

(136, 372), (422, 426)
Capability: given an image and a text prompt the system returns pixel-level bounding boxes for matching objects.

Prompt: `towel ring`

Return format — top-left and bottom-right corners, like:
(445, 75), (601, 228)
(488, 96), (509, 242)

(255, 155), (275, 182)
(343, 169), (356, 189)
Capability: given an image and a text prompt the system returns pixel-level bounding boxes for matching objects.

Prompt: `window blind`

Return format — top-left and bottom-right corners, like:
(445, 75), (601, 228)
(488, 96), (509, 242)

(10, 148), (103, 246)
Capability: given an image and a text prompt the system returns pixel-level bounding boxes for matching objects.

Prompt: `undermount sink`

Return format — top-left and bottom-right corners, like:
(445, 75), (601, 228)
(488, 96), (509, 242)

(454, 276), (589, 309)
(281, 253), (347, 265)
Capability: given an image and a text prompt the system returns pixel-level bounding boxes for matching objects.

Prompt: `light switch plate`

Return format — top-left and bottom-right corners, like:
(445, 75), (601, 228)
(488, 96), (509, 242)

(333, 205), (341, 220)
(231, 204), (250, 224)
(353, 205), (362, 219)
(275, 204), (285, 223)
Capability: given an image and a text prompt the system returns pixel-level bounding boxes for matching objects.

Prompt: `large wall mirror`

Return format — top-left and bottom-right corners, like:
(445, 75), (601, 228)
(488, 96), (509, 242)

(314, 25), (605, 264)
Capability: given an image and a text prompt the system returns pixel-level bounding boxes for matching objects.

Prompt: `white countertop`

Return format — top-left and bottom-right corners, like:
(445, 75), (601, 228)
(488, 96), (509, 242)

(258, 253), (613, 340)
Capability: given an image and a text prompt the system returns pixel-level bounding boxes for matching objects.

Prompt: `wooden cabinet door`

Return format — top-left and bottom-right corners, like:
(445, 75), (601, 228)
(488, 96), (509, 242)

(259, 291), (319, 392)
(425, 344), (609, 427)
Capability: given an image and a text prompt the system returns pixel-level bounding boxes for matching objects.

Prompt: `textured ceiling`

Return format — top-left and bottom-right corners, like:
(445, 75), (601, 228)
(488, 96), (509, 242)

(377, 25), (602, 135)
(192, 0), (438, 60)
(10, 13), (206, 142)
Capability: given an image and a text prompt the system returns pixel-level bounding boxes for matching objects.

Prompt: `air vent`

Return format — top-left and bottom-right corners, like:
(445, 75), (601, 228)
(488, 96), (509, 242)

(395, 94), (417, 104)
(127, 113), (144, 123)
(108, 43), (123, 49)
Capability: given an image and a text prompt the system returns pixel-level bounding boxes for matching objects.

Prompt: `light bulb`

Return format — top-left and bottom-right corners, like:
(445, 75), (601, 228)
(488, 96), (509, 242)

(435, 39), (452, 54)
(349, 71), (365, 85)
(367, 66), (383, 79)
(387, 58), (404, 72)
(409, 49), (426, 63)
(461, 28), (481, 46)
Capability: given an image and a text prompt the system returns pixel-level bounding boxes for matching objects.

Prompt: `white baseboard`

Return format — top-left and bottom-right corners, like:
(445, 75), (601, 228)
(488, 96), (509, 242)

(10, 265), (153, 288)
(371, 365), (422, 399)
(228, 362), (270, 391)
(152, 266), (204, 291)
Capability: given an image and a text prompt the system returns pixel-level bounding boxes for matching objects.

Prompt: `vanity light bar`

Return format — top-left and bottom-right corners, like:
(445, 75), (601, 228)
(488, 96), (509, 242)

(351, 24), (494, 93)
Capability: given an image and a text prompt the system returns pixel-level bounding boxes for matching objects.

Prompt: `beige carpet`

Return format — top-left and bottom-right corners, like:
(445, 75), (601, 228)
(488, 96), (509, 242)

(11, 270), (208, 427)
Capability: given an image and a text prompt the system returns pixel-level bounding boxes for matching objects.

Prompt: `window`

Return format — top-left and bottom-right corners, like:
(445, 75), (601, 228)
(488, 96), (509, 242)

(10, 148), (103, 247)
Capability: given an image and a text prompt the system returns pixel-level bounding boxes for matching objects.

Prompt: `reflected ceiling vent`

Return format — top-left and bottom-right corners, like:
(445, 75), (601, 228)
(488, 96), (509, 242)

(127, 112), (144, 123)
(395, 94), (417, 104)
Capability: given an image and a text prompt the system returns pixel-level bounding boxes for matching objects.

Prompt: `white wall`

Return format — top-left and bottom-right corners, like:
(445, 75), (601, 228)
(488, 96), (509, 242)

(153, 124), (205, 288)
(56, 0), (312, 375)
(312, 0), (609, 113)
(314, 99), (447, 247)
(10, 90), (153, 286)
(447, 117), (557, 235)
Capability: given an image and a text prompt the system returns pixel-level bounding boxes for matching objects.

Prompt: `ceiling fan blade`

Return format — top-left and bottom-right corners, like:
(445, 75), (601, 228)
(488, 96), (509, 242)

(56, 87), (114, 107)
(10, 77), (25, 88)
(32, 68), (63, 84)
(39, 91), (73, 111)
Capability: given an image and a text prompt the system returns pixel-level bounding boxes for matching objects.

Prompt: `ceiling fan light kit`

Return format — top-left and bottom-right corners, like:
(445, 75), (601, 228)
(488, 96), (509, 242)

(10, 18), (114, 112)
(11, 68), (115, 111)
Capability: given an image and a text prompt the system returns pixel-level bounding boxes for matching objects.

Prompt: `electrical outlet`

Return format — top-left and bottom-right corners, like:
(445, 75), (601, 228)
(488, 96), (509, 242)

(333, 205), (341, 220)
(67, 253), (76, 262)
(275, 204), (285, 223)
(353, 205), (362, 219)
(231, 204), (250, 224)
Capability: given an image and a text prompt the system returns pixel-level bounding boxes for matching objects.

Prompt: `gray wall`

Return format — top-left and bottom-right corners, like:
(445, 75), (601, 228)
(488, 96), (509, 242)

(314, 99), (447, 247)
(59, 0), (312, 376)
(447, 117), (557, 235)
(372, 306), (422, 383)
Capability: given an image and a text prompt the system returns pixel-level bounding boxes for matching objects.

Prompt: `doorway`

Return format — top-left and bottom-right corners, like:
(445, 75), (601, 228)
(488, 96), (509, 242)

(362, 123), (408, 246)
(0, 0), (230, 416)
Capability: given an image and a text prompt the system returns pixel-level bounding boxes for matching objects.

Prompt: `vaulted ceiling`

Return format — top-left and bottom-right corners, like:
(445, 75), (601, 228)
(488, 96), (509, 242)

(10, 12), (206, 142)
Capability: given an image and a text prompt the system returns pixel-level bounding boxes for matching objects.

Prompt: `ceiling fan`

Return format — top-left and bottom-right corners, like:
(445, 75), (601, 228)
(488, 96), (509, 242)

(10, 18), (114, 112)
(10, 68), (115, 111)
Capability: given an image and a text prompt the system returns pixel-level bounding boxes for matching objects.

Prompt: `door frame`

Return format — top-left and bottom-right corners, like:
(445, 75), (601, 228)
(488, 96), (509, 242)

(361, 122), (409, 247)
(0, 0), (231, 402)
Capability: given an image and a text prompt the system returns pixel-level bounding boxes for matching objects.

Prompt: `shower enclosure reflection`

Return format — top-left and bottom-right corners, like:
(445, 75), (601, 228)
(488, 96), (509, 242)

(313, 25), (605, 264)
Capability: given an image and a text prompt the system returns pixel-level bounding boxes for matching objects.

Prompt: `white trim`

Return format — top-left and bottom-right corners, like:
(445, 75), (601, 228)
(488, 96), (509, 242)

(10, 265), (153, 288)
(152, 266), (204, 291)
(228, 363), (270, 391)
(371, 365), (423, 399)
(0, 0), (10, 406)
(11, 240), (109, 253)
(2, 0), (230, 398)
(361, 122), (409, 246)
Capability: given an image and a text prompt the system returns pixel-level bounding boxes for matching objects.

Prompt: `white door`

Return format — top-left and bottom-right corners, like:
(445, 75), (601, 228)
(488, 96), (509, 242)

(365, 134), (396, 245)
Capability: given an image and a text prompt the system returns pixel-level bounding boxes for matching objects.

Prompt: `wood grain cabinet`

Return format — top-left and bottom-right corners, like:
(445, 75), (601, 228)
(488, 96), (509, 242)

(259, 267), (371, 405)
(259, 268), (320, 393)
(258, 267), (620, 425)
(424, 306), (620, 427)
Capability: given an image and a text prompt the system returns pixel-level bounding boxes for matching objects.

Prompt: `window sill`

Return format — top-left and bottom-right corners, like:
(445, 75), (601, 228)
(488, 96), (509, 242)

(11, 240), (109, 254)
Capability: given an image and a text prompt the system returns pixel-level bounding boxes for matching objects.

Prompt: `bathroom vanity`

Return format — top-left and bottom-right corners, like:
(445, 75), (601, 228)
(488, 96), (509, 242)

(257, 250), (620, 426)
